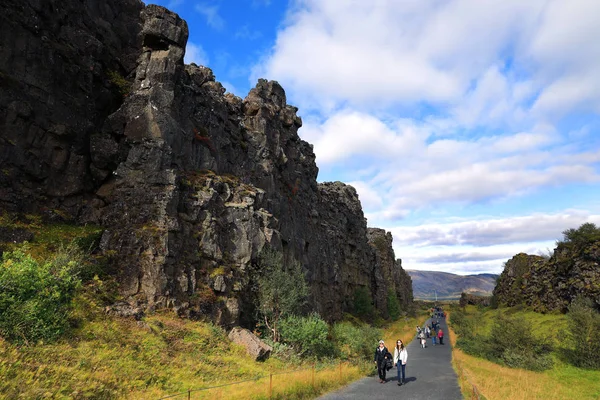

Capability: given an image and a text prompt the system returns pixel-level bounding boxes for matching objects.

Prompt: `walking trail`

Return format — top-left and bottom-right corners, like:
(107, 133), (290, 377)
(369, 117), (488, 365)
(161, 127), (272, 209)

(319, 315), (462, 400)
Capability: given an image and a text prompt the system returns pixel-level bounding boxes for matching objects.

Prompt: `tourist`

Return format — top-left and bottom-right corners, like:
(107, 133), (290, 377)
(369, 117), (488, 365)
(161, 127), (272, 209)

(374, 340), (390, 383)
(425, 325), (430, 338)
(419, 330), (426, 348)
(431, 327), (437, 345)
(394, 340), (408, 386)
(438, 328), (444, 345)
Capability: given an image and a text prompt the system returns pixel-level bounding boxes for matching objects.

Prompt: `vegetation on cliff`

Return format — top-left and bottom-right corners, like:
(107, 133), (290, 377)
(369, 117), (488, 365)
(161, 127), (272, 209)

(493, 223), (600, 312)
(0, 213), (421, 398)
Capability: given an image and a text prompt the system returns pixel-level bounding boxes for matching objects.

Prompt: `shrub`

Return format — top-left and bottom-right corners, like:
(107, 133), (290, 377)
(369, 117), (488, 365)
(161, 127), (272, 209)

(255, 249), (309, 342)
(558, 222), (600, 248)
(565, 297), (600, 369)
(0, 246), (81, 344)
(352, 287), (374, 319)
(456, 312), (554, 371)
(386, 289), (401, 320)
(332, 321), (381, 361)
(279, 313), (334, 358)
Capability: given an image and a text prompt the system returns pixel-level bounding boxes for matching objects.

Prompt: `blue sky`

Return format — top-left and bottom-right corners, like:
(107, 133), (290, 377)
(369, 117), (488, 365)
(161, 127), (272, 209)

(151, 0), (600, 275)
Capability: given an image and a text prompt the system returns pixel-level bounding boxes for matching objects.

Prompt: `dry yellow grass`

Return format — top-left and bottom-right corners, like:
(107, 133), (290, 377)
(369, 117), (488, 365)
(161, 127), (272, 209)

(160, 362), (363, 400)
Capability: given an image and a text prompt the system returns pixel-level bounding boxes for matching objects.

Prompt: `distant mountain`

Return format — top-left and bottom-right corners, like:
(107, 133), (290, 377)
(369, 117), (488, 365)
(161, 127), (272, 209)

(406, 270), (498, 300)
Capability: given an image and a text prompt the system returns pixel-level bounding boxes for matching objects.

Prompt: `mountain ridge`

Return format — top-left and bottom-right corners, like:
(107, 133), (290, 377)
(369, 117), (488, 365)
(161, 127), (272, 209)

(406, 269), (498, 300)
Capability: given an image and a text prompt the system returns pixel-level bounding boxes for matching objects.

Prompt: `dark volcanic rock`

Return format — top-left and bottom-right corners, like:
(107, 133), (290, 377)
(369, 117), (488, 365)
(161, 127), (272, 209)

(0, 0), (143, 215)
(0, 2), (415, 325)
(494, 244), (600, 312)
(367, 228), (413, 317)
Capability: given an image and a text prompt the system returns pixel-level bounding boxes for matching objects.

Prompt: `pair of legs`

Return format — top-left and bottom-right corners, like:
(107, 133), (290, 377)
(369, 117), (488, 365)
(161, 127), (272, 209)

(377, 362), (387, 382)
(432, 336), (437, 345)
(397, 363), (406, 385)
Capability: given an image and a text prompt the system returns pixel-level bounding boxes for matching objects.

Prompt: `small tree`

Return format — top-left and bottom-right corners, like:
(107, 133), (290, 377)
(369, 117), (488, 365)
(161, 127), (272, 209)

(559, 222), (600, 247)
(256, 249), (309, 342)
(387, 289), (401, 320)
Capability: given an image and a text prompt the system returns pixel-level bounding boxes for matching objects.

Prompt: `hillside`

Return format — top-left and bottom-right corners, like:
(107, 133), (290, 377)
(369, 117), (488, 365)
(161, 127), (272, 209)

(407, 270), (497, 300)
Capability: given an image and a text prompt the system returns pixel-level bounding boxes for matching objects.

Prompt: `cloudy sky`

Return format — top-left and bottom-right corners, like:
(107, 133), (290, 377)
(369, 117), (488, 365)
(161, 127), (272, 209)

(153, 0), (600, 275)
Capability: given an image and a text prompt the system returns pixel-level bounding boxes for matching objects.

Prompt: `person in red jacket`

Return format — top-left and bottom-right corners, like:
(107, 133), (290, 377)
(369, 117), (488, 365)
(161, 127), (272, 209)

(437, 328), (444, 345)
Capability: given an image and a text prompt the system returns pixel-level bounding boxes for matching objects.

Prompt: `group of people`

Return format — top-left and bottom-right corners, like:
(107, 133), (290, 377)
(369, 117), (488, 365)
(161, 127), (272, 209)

(373, 339), (407, 386)
(374, 308), (446, 386)
(416, 319), (444, 348)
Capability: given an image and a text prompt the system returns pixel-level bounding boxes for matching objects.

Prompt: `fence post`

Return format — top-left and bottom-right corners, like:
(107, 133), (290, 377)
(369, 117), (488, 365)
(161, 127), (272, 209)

(339, 361), (342, 380)
(188, 389), (191, 400)
(269, 373), (273, 399)
(312, 363), (315, 388)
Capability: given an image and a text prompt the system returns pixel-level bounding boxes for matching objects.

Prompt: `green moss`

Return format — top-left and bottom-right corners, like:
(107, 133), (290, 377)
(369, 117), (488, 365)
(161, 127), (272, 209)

(107, 70), (131, 98)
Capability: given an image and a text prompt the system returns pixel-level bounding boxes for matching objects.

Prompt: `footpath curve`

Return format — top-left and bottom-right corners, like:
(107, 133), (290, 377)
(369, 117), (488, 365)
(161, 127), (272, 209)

(319, 315), (462, 400)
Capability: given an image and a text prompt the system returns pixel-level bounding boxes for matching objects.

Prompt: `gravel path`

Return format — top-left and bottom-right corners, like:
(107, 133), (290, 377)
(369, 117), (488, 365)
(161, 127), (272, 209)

(319, 315), (462, 400)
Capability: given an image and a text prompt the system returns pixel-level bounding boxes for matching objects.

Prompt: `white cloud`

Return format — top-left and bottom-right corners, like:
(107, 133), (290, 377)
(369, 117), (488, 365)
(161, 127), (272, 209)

(305, 110), (599, 215)
(255, 0), (600, 122)
(195, 3), (225, 30)
(184, 42), (209, 66)
(391, 211), (600, 274)
(391, 211), (600, 247)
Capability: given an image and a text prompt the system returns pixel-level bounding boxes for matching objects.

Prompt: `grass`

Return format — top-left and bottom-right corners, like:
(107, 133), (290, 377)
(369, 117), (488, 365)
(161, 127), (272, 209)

(0, 212), (428, 399)
(448, 308), (600, 400)
(0, 303), (427, 399)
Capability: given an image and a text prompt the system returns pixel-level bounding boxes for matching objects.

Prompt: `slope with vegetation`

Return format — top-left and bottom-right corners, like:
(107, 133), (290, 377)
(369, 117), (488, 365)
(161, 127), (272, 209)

(493, 223), (600, 312)
(448, 304), (600, 400)
(0, 213), (422, 398)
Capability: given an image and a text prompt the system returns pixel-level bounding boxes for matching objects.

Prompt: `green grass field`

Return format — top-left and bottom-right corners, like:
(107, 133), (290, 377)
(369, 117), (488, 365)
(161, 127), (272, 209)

(449, 305), (600, 400)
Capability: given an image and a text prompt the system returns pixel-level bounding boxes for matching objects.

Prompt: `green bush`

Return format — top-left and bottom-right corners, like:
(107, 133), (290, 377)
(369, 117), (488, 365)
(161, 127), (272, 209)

(0, 247), (81, 344)
(456, 313), (553, 371)
(565, 297), (600, 369)
(386, 289), (401, 320)
(449, 308), (476, 340)
(255, 249), (309, 342)
(352, 287), (374, 319)
(332, 321), (381, 361)
(558, 222), (600, 248)
(279, 313), (334, 358)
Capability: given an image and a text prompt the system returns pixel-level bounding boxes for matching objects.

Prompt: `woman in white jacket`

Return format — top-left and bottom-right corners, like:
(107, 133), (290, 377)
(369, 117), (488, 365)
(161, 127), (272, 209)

(393, 339), (408, 386)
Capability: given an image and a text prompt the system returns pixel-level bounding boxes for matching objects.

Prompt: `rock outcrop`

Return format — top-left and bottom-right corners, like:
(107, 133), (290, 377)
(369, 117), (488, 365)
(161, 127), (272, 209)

(494, 244), (600, 312)
(0, 2), (414, 325)
(367, 228), (413, 317)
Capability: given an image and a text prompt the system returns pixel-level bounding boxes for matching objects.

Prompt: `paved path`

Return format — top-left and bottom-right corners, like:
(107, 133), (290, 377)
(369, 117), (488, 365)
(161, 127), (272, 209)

(319, 316), (462, 400)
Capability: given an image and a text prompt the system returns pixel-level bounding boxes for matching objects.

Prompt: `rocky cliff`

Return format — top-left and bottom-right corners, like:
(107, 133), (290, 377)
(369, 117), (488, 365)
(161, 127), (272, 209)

(0, 2), (413, 325)
(493, 244), (600, 312)
(367, 228), (413, 318)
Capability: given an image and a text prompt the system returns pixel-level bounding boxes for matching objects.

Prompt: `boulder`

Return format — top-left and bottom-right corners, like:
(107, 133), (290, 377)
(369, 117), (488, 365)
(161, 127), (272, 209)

(228, 327), (272, 361)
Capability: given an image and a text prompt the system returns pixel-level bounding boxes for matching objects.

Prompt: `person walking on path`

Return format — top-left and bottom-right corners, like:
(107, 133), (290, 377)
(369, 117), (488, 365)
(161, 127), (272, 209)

(431, 327), (437, 345)
(419, 330), (426, 348)
(393, 340), (408, 386)
(425, 325), (430, 339)
(374, 340), (390, 383)
(438, 328), (444, 345)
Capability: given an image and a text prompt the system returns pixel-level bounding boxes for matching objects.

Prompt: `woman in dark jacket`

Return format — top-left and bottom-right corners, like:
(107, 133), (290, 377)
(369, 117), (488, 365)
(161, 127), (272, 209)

(374, 340), (391, 383)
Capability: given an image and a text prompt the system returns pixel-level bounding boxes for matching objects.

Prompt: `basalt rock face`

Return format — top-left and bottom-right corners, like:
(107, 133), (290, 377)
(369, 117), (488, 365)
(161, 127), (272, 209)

(0, 0), (143, 214)
(367, 228), (414, 317)
(493, 245), (600, 312)
(0, 3), (413, 325)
